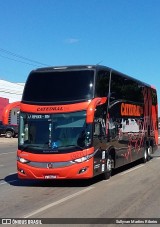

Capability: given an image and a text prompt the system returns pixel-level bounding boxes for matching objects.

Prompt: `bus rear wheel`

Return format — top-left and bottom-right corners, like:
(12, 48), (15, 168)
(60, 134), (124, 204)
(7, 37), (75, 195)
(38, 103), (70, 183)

(142, 147), (149, 163)
(142, 145), (153, 163)
(147, 145), (153, 160)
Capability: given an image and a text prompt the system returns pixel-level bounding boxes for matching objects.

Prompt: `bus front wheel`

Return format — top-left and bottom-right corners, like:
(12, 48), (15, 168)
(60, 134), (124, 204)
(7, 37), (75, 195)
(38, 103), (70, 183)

(103, 155), (112, 180)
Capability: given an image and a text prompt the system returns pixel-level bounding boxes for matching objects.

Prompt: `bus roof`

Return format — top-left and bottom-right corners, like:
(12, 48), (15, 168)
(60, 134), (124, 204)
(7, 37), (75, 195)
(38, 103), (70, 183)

(31, 65), (152, 88)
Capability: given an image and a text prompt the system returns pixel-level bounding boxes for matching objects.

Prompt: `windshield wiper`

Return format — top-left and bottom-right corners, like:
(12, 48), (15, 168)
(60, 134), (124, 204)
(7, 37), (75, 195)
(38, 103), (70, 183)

(20, 144), (43, 151)
(58, 145), (83, 150)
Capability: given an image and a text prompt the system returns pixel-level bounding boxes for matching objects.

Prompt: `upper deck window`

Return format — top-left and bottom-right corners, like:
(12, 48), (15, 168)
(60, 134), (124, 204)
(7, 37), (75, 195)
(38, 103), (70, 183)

(22, 69), (94, 104)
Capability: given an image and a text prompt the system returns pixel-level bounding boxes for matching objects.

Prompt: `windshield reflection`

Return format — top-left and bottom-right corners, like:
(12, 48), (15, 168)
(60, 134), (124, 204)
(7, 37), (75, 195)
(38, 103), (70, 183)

(19, 111), (92, 152)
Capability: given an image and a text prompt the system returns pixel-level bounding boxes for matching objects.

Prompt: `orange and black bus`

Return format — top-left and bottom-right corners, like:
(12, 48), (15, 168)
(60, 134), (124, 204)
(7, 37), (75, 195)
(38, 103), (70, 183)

(17, 65), (158, 180)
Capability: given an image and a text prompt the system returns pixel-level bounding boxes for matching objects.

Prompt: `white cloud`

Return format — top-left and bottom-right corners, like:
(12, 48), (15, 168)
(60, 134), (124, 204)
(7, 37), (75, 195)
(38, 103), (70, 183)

(65, 38), (80, 44)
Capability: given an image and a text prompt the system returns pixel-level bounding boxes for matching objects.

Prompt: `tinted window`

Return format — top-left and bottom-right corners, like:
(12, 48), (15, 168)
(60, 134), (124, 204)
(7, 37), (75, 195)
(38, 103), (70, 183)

(151, 88), (157, 105)
(95, 70), (110, 97)
(22, 70), (94, 104)
(110, 73), (143, 103)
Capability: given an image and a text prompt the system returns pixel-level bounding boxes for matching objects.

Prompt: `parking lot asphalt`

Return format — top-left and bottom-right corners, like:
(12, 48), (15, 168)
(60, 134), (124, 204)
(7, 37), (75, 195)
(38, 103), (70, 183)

(0, 137), (18, 144)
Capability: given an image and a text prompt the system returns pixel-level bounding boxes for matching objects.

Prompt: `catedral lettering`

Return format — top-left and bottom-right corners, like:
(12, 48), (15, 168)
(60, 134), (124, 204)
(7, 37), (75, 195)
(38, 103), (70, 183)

(121, 103), (143, 116)
(37, 106), (64, 111)
(17, 65), (158, 181)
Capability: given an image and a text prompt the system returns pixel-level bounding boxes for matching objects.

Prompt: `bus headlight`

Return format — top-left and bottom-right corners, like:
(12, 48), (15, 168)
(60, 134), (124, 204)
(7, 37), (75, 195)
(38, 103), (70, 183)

(17, 156), (30, 164)
(73, 154), (93, 163)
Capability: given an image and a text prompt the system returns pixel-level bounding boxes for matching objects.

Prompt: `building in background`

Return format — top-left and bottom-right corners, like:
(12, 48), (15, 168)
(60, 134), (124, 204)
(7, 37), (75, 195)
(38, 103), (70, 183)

(0, 79), (24, 103)
(0, 79), (25, 124)
(0, 97), (9, 121)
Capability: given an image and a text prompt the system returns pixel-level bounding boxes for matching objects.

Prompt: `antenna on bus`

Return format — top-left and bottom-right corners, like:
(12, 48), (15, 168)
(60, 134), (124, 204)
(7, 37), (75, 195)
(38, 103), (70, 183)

(96, 60), (103, 65)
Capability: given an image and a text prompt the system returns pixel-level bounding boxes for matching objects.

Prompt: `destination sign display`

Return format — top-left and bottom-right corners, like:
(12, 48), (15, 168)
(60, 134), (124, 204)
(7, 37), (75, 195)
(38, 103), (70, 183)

(27, 114), (51, 119)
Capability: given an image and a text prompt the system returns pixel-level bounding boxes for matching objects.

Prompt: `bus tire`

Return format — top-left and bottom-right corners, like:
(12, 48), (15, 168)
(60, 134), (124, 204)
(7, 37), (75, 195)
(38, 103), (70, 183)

(142, 147), (148, 163)
(103, 155), (112, 180)
(147, 145), (153, 160)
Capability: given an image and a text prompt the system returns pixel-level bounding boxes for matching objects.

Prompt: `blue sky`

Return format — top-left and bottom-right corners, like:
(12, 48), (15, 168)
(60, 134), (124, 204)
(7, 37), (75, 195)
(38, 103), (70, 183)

(0, 0), (160, 112)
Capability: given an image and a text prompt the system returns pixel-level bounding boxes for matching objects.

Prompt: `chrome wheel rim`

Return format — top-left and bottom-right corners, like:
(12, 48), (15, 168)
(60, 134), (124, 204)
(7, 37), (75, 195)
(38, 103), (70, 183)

(107, 158), (112, 172)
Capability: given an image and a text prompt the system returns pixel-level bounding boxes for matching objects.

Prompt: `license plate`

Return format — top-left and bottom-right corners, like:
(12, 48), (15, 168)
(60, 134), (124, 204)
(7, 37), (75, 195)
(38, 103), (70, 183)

(44, 175), (57, 179)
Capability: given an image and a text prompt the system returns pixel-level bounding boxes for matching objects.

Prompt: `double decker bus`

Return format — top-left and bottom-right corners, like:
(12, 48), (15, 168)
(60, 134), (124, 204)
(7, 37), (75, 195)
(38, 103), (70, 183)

(17, 65), (158, 180)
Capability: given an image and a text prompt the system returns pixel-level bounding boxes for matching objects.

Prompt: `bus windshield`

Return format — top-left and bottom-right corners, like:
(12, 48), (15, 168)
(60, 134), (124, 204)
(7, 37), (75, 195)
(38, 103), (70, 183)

(18, 111), (92, 153)
(22, 70), (94, 104)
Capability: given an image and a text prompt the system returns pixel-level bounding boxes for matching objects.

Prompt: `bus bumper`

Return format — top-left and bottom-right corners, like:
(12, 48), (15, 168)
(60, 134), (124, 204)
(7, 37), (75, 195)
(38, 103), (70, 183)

(17, 159), (94, 180)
